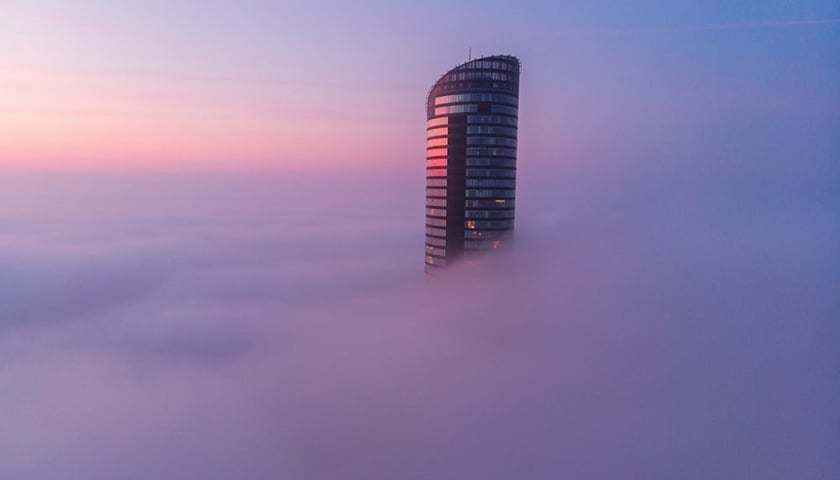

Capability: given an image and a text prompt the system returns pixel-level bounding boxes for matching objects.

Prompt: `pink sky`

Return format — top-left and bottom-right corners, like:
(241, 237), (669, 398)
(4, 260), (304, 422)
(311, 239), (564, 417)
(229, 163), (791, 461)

(1, 1), (838, 171)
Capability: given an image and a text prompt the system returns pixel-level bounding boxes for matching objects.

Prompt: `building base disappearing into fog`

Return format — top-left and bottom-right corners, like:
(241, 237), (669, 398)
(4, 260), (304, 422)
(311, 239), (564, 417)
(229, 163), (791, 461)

(424, 55), (521, 273)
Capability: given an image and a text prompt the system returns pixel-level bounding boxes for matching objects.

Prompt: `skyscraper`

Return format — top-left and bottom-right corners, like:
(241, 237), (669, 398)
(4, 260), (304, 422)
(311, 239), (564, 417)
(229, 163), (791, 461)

(424, 55), (521, 273)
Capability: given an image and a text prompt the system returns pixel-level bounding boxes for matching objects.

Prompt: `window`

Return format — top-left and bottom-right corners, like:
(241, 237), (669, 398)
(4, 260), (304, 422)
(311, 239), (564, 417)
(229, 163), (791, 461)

(425, 255), (446, 266)
(434, 104), (478, 115)
(467, 219), (514, 229)
(464, 199), (515, 209)
(435, 93), (517, 106)
(467, 115), (518, 126)
(491, 104), (518, 116)
(465, 230), (508, 240)
(466, 137), (517, 147)
(426, 188), (447, 197)
(466, 126), (517, 136)
(426, 236), (446, 247)
(427, 158), (447, 168)
(465, 178), (515, 188)
(426, 178), (447, 187)
(426, 217), (447, 227)
(427, 127), (448, 138)
(425, 227), (446, 237)
(426, 208), (446, 217)
(465, 209), (515, 219)
(426, 198), (447, 207)
(426, 167), (446, 177)
(465, 189), (516, 198)
(427, 137), (448, 148)
(466, 147), (517, 157)
(466, 168), (516, 178)
(465, 158), (517, 168)
(427, 148), (447, 158)
(427, 117), (448, 128)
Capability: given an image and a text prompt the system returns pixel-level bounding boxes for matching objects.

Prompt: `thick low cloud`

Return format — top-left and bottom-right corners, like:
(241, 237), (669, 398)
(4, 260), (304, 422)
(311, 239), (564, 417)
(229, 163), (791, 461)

(0, 165), (836, 479)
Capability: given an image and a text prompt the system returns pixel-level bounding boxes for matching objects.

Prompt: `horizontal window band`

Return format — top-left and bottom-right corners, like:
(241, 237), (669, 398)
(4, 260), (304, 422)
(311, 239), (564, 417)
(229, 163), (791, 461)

(427, 126), (448, 137)
(466, 126), (517, 136)
(464, 227), (517, 231)
(466, 168), (517, 177)
(425, 236), (447, 247)
(465, 210), (516, 219)
(466, 147), (517, 156)
(466, 179), (516, 188)
(433, 104), (479, 116)
(425, 255), (447, 266)
(464, 230), (512, 240)
(465, 199), (514, 208)
(427, 137), (449, 148)
(466, 137), (518, 147)
(466, 158), (517, 167)
(434, 93), (518, 107)
(465, 219), (515, 229)
(465, 189), (516, 198)
(467, 115), (518, 126)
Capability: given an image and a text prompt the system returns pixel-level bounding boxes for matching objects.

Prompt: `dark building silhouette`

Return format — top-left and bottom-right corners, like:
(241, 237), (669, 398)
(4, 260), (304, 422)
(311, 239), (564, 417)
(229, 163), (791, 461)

(424, 55), (521, 273)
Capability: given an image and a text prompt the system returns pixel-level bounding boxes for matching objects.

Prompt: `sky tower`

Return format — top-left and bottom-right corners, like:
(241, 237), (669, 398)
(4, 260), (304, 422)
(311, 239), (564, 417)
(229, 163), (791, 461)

(424, 55), (521, 273)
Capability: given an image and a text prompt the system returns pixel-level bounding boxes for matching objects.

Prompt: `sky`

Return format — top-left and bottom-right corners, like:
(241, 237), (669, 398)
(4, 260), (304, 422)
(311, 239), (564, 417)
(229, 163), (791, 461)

(0, 1), (839, 479)
(1, 0), (839, 171)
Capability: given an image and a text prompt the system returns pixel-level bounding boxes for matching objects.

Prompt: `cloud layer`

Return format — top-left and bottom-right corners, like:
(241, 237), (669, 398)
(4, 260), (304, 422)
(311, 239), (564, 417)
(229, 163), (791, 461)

(0, 167), (837, 479)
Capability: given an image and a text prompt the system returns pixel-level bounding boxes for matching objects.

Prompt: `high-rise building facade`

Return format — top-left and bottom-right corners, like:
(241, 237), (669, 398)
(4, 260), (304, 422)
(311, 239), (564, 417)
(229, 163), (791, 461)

(424, 55), (521, 273)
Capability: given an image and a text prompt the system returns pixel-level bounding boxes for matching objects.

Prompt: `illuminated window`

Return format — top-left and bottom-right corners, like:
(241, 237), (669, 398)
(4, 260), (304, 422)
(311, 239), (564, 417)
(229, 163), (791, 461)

(427, 127), (448, 137)
(427, 137), (449, 148)
(434, 104), (478, 116)
(435, 93), (518, 106)
(427, 117), (448, 128)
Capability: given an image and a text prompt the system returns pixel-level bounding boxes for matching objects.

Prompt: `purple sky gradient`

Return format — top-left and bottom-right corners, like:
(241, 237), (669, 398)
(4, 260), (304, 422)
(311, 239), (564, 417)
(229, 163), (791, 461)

(2, 0), (839, 170)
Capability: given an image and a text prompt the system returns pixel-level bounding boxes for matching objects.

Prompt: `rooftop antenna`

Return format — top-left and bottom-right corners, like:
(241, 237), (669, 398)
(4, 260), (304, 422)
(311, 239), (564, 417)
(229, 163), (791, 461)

(469, 47), (471, 61)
